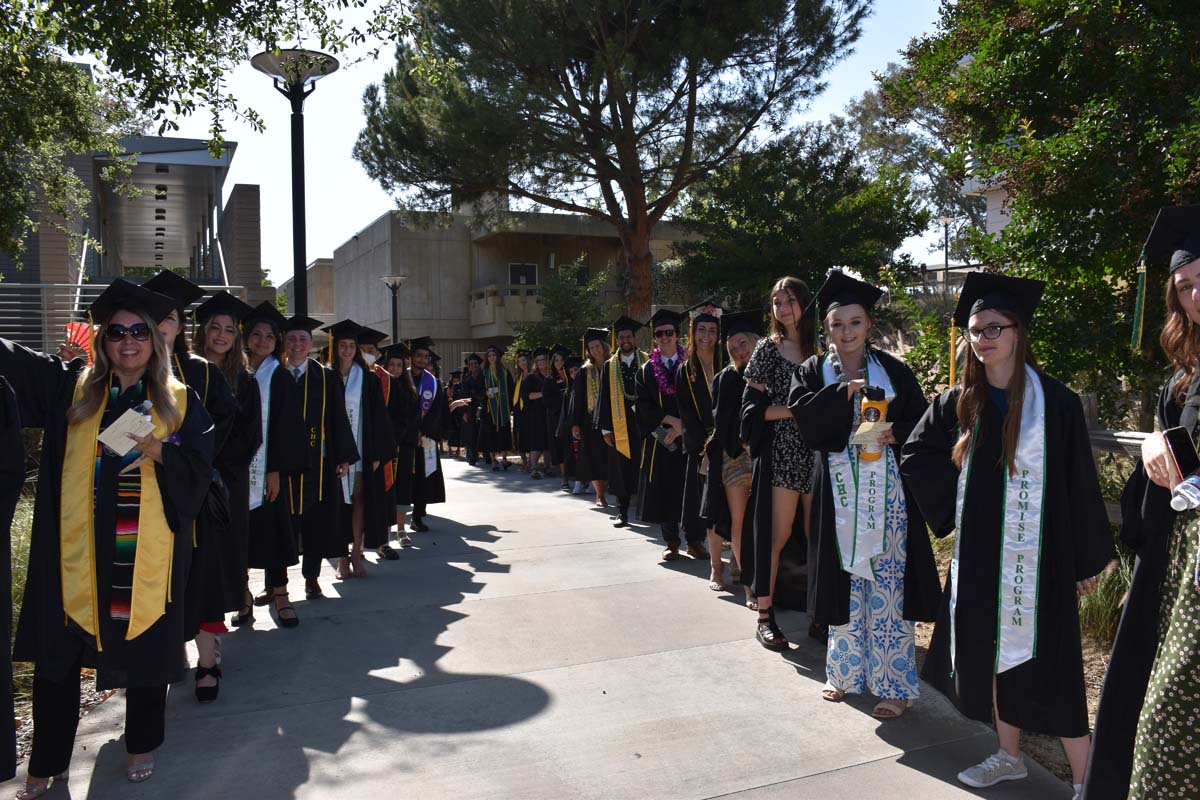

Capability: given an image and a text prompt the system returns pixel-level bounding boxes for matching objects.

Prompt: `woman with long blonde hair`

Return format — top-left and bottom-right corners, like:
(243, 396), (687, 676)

(901, 272), (1111, 796)
(4, 280), (214, 796)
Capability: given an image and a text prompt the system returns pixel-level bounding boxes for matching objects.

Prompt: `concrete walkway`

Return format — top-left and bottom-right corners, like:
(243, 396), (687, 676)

(7, 458), (1071, 799)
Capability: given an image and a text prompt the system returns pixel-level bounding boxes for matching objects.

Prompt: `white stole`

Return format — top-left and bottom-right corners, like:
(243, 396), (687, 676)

(248, 355), (278, 511)
(341, 363), (364, 504)
(822, 353), (895, 581)
(953, 363), (1046, 674)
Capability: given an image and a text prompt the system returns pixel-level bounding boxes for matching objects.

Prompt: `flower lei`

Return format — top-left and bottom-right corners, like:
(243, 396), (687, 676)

(650, 348), (677, 396)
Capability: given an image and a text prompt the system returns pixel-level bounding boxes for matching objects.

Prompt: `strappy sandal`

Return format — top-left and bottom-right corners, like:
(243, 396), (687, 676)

(274, 597), (300, 629)
(821, 684), (846, 702)
(231, 602), (253, 627)
(194, 664), (222, 704)
(376, 545), (400, 561)
(755, 608), (789, 651)
(708, 566), (725, 592)
(872, 698), (913, 719)
(15, 772), (66, 800)
(252, 588), (275, 607)
(745, 594), (759, 611)
(305, 579), (324, 600)
(127, 757), (154, 783)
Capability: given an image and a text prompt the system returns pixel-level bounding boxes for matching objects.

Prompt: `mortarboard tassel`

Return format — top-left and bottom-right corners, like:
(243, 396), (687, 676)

(949, 324), (957, 386)
(1131, 250), (1147, 352)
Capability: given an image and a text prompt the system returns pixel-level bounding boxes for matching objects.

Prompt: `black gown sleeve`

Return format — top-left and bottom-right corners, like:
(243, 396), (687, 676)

(788, 356), (854, 453)
(572, 370), (590, 429)
(420, 384), (448, 439)
(363, 372), (397, 465)
(0, 338), (79, 428)
(635, 362), (666, 439)
(183, 356), (237, 455)
(157, 387), (216, 530)
(882, 354), (929, 446)
(712, 369), (745, 460)
(1060, 387), (1117, 580)
(676, 365), (707, 455)
(740, 383), (769, 458)
(899, 390), (961, 538)
(595, 363), (615, 432)
(215, 372), (262, 472)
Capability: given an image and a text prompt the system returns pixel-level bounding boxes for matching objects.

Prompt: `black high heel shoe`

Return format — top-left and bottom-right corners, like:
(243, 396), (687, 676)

(195, 665), (222, 703)
(755, 608), (790, 651)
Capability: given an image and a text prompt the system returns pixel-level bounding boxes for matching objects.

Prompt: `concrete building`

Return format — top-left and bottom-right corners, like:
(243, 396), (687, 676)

(286, 210), (690, 369)
(0, 135), (270, 351)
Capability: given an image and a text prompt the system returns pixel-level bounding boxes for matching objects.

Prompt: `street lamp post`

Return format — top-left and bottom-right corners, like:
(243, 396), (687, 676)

(251, 48), (339, 316)
(381, 275), (407, 342)
(937, 215), (956, 300)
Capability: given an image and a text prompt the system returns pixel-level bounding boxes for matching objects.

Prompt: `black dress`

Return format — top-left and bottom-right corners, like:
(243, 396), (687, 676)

(212, 370), (261, 607)
(1083, 372), (1196, 799)
(246, 357), (302, 571)
(788, 350), (940, 626)
(900, 373), (1114, 737)
(595, 355), (642, 498)
(1, 340), (213, 690)
(518, 372), (549, 452)
(635, 355), (688, 531)
(285, 360), (360, 561)
(337, 365), (397, 549)
(676, 357), (721, 539)
(572, 364), (609, 483)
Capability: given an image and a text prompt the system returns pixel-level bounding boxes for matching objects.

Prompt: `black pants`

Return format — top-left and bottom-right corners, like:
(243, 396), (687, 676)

(29, 663), (166, 777)
(617, 496), (630, 516)
(662, 520), (681, 546)
(413, 501), (427, 522)
(266, 552), (321, 589)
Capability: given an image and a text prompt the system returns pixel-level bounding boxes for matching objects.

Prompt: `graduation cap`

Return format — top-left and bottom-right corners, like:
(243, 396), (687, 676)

(466, 352), (483, 364)
(322, 319), (366, 343)
(429, 350), (442, 364)
(611, 315), (644, 335)
(550, 344), (570, 359)
(450, 369), (463, 377)
(565, 355), (584, 370)
(684, 298), (724, 327)
(284, 314), (324, 334)
(583, 328), (609, 345)
(357, 326), (388, 347)
(193, 290), (253, 324)
(244, 301), (286, 331)
(722, 309), (766, 339)
(143, 269), (205, 310)
(813, 271), (884, 316)
(485, 343), (506, 357)
(532, 346), (550, 358)
(88, 278), (177, 324)
(410, 336), (435, 354)
(649, 308), (685, 332)
(516, 348), (532, 359)
(952, 272), (1045, 329)
(381, 342), (411, 362)
(1144, 205), (1200, 272)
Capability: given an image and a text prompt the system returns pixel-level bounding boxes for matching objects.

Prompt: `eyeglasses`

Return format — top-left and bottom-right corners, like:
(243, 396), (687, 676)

(105, 323), (152, 342)
(653, 328), (677, 338)
(966, 324), (1017, 342)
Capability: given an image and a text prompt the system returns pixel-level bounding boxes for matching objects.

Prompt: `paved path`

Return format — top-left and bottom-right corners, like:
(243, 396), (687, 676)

(6, 458), (1070, 798)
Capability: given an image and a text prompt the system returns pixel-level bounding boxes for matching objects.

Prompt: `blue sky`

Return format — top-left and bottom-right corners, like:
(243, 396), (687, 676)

(171, 0), (944, 288)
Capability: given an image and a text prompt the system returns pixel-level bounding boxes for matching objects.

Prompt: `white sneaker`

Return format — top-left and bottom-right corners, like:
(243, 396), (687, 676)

(957, 749), (1027, 788)
(1072, 785), (1082, 800)
(399, 534), (413, 548)
(572, 482), (584, 495)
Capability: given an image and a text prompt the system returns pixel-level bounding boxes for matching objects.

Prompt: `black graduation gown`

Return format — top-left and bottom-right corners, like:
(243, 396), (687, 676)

(212, 370), (261, 609)
(0, 339), (213, 690)
(410, 368), (448, 507)
(900, 374), (1114, 737)
(676, 359), (721, 539)
(246, 361), (302, 571)
(596, 357), (641, 497)
(1083, 373), (1195, 799)
(542, 372), (566, 466)
(703, 365), (743, 535)
(518, 373), (550, 452)
(788, 350), (940, 626)
(635, 357), (688, 527)
(337, 366), (397, 549)
(459, 371), (485, 459)
(445, 382), (463, 447)
(559, 374), (579, 479)
(391, 376), (420, 505)
(173, 354), (239, 635)
(478, 368), (514, 453)
(740, 383), (809, 609)
(286, 360), (361, 560)
(0, 376), (22, 780)
(572, 366), (608, 483)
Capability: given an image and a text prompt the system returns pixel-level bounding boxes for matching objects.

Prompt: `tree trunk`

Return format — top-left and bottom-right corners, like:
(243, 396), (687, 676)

(624, 225), (654, 320)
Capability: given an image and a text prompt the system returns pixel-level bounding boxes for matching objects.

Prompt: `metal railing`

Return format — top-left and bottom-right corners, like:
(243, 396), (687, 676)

(0, 282), (243, 354)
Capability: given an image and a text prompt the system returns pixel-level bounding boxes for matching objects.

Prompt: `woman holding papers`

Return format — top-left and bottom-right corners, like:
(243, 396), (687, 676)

(788, 272), (938, 719)
(2, 280), (213, 794)
(901, 272), (1112, 795)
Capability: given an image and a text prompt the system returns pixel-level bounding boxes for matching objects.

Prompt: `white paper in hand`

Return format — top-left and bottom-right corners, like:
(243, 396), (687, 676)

(849, 420), (892, 447)
(97, 408), (157, 457)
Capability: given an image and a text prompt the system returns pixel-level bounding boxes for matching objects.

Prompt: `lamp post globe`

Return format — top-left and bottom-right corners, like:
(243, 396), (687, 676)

(252, 48), (339, 316)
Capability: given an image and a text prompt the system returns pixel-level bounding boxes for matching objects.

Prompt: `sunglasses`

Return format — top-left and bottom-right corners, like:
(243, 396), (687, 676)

(653, 328), (677, 338)
(966, 324), (1017, 342)
(105, 323), (152, 343)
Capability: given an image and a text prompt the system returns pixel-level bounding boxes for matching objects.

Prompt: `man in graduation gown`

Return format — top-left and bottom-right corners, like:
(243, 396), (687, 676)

(279, 315), (359, 600)
(408, 337), (448, 531)
(459, 353), (485, 465)
(636, 309), (707, 560)
(0, 377), (21, 779)
(900, 274), (1112, 759)
(597, 316), (646, 527)
(362, 330), (409, 558)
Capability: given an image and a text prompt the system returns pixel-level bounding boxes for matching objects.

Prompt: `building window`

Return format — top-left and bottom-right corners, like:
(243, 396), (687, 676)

(509, 262), (537, 286)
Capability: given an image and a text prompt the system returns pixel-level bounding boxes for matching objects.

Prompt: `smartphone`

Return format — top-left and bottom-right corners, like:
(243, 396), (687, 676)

(1163, 426), (1200, 486)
